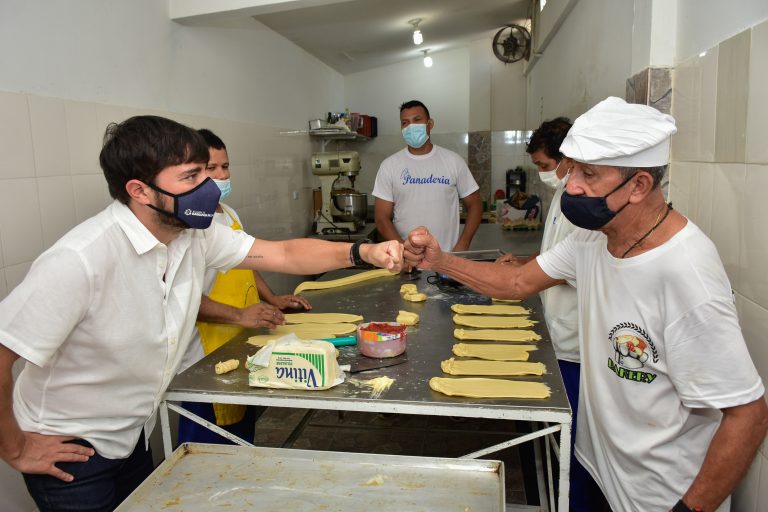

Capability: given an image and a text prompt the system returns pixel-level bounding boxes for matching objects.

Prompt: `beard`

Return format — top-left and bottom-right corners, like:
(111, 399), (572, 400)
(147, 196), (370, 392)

(151, 196), (188, 230)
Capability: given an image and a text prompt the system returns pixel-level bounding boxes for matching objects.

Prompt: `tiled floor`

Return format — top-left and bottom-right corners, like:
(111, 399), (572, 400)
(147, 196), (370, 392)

(252, 407), (546, 507)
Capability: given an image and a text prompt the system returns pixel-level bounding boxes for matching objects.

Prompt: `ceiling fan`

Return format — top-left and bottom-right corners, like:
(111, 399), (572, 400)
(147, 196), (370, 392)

(492, 24), (531, 63)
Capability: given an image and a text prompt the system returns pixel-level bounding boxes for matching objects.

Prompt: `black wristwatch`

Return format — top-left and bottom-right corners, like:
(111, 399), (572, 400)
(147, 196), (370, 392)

(672, 499), (700, 512)
(351, 238), (371, 266)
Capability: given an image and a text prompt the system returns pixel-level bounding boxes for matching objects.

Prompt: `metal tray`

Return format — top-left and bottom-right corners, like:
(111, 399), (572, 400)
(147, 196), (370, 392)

(117, 443), (504, 511)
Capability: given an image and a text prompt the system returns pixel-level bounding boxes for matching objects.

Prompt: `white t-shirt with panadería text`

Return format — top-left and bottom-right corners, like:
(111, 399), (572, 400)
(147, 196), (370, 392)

(372, 145), (478, 251)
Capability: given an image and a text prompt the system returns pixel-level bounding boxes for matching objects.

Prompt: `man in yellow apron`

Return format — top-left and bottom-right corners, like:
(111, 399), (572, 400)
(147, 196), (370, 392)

(177, 129), (311, 444)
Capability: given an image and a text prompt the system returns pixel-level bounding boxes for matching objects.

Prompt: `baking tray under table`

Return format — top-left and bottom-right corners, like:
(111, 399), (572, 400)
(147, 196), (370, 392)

(117, 443), (504, 511)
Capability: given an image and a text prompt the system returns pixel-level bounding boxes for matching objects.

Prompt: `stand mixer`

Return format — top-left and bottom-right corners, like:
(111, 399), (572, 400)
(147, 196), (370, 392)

(311, 151), (367, 235)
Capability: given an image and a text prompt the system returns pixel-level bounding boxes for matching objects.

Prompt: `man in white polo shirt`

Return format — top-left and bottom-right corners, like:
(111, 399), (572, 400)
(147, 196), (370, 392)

(373, 100), (482, 252)
(0, 116), (402, 511)
(404, 97), (768, 512)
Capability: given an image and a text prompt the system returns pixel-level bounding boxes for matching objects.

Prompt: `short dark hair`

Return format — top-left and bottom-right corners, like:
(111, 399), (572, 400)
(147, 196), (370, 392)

(526, 117), (572, 160)
(197, 128), (226, 150)
(100, 116), (209, 205)
(400, 100), (430, 120)
(617, 165), (667, 189)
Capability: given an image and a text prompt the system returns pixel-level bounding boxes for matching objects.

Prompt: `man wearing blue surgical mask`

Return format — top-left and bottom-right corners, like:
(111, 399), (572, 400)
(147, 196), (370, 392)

(373, 100), (482, 252)
(175, 129), (313, 447)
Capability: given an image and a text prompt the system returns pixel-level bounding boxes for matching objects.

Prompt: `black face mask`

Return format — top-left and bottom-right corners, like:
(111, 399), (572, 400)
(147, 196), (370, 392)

(560, 172), (636, 230)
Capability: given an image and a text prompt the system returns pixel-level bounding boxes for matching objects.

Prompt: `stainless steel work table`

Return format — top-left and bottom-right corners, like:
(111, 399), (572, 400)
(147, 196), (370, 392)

(159, 269), (571, 511)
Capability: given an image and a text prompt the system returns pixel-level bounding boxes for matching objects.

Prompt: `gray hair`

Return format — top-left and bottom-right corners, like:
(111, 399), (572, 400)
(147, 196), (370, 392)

(617, 165), (667, 189)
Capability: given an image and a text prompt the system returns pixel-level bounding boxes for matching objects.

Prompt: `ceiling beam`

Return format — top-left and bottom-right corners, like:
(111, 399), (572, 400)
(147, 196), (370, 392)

(169, 0), (356, 23)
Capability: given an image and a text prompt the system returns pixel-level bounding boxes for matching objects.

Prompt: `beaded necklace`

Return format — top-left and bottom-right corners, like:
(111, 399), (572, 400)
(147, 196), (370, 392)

(620, 203), (673, 258)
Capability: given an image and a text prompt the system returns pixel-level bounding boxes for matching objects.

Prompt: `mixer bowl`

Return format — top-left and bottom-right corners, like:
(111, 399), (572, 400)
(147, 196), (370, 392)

(332, 192), (367, 222)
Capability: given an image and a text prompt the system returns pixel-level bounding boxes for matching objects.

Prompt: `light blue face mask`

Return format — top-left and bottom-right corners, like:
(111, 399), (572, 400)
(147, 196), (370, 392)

(213, 178), (231, 200)
(402, 123), (429, 149)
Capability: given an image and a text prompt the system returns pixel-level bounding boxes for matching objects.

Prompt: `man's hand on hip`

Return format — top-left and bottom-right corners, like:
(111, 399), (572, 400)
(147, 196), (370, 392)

(9, 432), (95, 482)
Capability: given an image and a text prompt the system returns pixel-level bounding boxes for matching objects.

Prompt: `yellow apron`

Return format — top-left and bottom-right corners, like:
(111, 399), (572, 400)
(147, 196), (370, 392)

(196, 209), (259, 426)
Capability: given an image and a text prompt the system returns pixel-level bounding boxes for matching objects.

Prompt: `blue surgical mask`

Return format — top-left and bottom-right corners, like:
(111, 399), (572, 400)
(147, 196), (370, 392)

(402, 123), (429, 149)
(213, 178), (231, 200)
(146, 177), (221, 229)
(560, 172), (635, 230)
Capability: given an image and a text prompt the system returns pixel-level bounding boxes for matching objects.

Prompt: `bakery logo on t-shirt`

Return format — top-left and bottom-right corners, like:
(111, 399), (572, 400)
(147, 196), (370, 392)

(606, 322), (659, 384)
(400, 168), (451, 186)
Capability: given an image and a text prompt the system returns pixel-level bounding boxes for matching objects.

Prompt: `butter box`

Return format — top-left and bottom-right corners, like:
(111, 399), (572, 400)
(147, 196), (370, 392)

(246, 335), (343, 390)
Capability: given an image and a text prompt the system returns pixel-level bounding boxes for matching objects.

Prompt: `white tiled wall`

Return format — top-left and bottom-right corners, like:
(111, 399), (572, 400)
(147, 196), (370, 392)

(671, 20), (768, 512)
(0, 92), (35, 180)
(0, 91), (316, 303)
(742, 165), (768, 307)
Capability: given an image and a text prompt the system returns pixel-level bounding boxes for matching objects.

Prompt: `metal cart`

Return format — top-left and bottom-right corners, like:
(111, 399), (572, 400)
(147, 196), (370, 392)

(159, 269), (571, 511)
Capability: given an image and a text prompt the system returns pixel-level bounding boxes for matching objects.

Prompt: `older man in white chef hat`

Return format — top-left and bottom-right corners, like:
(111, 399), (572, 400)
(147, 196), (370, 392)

(404, 97), (768, 512)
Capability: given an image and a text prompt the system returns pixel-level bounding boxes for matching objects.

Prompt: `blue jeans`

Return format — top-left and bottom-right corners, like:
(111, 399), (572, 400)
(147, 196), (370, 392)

(23, 434), (154, 512)
(177, 402), (264, 445)
(558, 359), (609, 511)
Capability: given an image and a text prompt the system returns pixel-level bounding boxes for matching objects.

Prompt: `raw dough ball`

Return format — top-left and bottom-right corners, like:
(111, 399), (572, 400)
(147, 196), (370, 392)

(402, 292), (427, 302)
(399, 284), (418, 297)
(396, 310), (420, 325)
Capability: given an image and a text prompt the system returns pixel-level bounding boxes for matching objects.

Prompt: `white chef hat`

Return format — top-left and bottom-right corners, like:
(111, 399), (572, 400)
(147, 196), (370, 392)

(560, 97), (677, 167)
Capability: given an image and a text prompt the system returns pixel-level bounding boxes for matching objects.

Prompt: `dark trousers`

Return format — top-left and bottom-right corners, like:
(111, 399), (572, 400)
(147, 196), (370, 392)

(23, 433), (154, 512)
(177, 401), (264, 445)
(558, 359), (610, 511)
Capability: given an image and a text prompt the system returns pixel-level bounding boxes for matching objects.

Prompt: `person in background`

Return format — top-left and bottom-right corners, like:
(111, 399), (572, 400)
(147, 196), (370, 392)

(404, 97), (768, 512)
(498, 119), (577, 358)
(373, 100), (482, 252)
(175, 128), (312, 446)
(0, 115), (402, 512)
(497, 116), (598, 510)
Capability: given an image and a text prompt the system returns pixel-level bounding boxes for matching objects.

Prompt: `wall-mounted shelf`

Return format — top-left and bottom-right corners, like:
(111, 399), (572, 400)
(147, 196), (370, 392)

(310, 129), (370, 151)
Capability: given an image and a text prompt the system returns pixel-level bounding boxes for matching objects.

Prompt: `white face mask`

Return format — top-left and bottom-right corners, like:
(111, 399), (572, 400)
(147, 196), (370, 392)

(538, 160), (563, 189)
